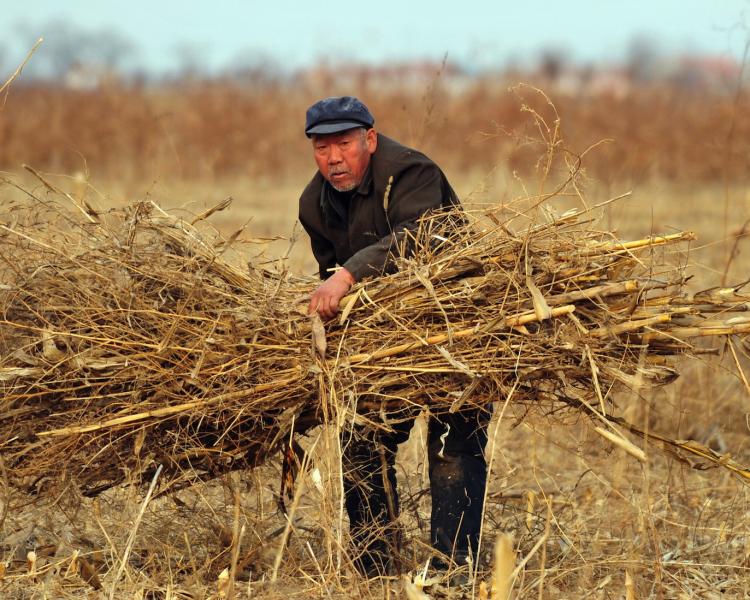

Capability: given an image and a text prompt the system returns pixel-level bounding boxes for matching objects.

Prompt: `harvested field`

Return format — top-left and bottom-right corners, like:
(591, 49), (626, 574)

(1, 79), (749, 598)
(1, 166), (749, 597)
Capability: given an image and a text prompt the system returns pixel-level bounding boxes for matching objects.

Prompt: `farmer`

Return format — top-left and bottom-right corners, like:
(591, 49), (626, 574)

(299, 96), (490, 577)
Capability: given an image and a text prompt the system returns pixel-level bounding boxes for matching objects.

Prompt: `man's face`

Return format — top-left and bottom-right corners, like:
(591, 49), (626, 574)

(312, 127), (377, 192)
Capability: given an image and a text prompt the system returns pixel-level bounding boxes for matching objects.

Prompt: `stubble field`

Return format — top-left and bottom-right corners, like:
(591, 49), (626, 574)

(1, 78), (749, 599)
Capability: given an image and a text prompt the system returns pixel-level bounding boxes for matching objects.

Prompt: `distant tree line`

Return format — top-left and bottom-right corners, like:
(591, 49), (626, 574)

(2, 18), (745, 92)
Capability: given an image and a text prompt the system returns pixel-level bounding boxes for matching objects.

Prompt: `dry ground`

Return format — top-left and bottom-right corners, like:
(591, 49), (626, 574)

(1, 170), (749, 599)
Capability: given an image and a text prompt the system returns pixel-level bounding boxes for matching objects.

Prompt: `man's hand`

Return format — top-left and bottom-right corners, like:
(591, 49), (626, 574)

(308, 268), (355, 320)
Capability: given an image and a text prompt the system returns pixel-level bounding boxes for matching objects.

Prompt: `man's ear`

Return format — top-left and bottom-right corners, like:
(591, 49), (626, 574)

(366, 128), (378, 154)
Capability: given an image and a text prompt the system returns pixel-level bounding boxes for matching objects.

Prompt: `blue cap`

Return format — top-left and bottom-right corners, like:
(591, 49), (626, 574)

(305, 96), (375, 138)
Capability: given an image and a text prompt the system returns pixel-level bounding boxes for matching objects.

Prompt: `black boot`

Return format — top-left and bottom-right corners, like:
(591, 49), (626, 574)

(427, 408), (490, 566)
(341, 414), (415, 577)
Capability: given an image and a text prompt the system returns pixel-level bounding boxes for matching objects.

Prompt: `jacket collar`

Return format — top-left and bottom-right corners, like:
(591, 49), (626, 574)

(354, 163), (374, 196)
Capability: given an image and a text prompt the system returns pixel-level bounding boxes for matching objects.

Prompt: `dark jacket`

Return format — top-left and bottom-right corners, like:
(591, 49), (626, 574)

(298, 134), (459, 281)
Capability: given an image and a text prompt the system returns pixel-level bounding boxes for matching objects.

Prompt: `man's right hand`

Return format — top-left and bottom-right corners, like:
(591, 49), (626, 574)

(308, 268), (355, 320)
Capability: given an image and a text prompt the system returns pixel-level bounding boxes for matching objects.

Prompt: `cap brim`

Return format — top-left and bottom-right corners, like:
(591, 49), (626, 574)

(305, 121), (367, 138)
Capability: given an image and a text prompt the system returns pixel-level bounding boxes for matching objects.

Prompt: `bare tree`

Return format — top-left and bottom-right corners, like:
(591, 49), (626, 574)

(626, 34), (662, 83)
(172, 41), (209, 81)
(0, 42), (7, 78)
(538, 46), (569, 82)
(13, 19), (138, 82)
(223, 49), (283, 85)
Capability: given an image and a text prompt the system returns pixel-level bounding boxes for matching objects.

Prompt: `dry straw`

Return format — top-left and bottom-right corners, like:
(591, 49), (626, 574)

(1, 179), (749, 500)
(490, 533), (515, 600)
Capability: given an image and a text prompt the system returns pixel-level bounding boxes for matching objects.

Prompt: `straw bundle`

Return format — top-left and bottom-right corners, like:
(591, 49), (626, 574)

(1, 187), (749, 498)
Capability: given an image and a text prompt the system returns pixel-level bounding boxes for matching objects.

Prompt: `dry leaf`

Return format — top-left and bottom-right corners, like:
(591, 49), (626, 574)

(310, 313), (327, 359)
(79, 556), (102, 590)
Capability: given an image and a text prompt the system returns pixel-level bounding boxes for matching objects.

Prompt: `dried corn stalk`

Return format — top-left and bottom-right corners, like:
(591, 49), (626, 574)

(1, 187), (748, 498)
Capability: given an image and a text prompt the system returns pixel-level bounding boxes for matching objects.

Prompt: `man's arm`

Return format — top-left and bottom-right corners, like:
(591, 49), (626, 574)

(299, 213), (352, 319)
(343, 160), (453, 281)
(299, 214), (337, 280)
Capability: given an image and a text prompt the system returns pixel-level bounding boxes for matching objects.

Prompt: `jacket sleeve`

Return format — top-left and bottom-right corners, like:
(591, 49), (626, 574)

(343, 160), (447, 280)
(299, 213), (337, 280)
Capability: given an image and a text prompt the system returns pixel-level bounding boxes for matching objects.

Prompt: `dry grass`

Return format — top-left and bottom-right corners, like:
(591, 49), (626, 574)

(1, 81), (750, 599)
(4, 171), (746, 598)
(2, 80), (750, 185)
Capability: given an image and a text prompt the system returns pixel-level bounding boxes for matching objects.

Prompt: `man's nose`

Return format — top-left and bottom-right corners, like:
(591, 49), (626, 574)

(328, 146), (343, 163)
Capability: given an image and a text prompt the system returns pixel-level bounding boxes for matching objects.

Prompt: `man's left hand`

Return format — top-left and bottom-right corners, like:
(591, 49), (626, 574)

(308, 268), (355, 319)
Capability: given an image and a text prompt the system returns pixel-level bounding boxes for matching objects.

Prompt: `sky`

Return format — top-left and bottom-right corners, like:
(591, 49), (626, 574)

(3, 1), (750, 75)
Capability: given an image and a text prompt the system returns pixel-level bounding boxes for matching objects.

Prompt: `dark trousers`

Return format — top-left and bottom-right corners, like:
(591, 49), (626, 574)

(341, 406), (491, 575)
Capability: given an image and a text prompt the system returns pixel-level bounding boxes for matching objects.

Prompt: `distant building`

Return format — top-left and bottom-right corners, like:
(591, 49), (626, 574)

(673, 55), (741, 91)
(296, 60), (473, 94)
(64, 61), (120, 90)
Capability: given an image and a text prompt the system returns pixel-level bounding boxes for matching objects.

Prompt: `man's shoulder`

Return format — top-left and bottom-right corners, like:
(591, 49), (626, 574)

(373, 134), (459, 207)
(374, 134), (431, 165)
(372, 134), (440, 183)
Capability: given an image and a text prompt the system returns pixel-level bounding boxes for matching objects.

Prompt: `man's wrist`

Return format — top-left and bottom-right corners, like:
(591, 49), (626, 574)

(338, 267), (355, 286)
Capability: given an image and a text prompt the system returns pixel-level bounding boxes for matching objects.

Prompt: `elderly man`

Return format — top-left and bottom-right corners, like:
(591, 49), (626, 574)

(298, 96), (490, 578)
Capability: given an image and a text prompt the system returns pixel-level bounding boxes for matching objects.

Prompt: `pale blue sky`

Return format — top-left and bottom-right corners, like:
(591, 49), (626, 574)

(4, 1), (750, 74)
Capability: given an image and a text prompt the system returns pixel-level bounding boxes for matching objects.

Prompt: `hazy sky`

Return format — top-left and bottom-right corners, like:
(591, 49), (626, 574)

(5, 1), (750, 74)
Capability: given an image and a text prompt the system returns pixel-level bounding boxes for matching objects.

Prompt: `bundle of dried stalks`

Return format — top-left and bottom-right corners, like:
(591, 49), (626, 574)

(1, 185), (749, 498)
